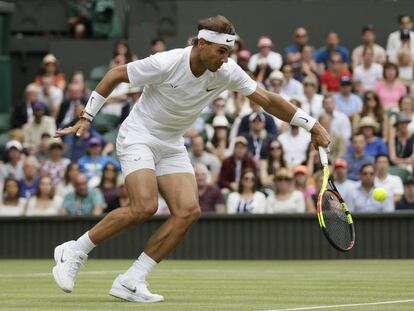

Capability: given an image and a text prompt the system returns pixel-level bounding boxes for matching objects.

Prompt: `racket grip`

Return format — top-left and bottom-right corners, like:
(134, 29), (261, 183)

(318, 146), (329, 166)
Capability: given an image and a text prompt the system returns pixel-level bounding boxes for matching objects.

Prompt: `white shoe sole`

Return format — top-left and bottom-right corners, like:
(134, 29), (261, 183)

(52, 244), (72, 293)
(109, 279), (164, 303)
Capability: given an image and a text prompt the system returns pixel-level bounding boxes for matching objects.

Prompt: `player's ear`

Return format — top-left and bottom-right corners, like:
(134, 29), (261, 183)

(198, 38), (207, 48)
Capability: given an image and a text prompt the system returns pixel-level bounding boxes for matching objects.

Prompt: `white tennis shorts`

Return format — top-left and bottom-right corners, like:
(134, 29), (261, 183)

(116, 123), (194, 177)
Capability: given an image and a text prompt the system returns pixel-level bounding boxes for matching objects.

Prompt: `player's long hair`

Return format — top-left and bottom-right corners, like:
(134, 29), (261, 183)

(192, 15), (236, 46)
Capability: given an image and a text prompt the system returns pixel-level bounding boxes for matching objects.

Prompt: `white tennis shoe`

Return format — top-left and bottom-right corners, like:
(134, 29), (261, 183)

(52, 240), (88, 293)
(109, 274), (164, 303)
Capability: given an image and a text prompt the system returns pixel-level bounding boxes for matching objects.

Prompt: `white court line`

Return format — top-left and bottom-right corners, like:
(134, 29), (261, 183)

(0, 270), (122, 278)
(259, 299), (414, 311)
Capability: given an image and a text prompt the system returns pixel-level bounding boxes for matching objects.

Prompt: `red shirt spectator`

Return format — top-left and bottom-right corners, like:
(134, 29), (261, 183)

(320, 52), (351, 94)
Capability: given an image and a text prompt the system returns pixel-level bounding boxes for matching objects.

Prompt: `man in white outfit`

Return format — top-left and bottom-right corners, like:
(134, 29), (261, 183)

(52, 15), (330, 303)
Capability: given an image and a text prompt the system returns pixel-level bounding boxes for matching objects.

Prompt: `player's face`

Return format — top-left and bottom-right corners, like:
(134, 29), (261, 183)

(200, 41), (232, 72)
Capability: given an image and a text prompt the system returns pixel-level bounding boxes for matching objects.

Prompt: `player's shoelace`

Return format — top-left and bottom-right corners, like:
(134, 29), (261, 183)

(67, 257), (85, 279)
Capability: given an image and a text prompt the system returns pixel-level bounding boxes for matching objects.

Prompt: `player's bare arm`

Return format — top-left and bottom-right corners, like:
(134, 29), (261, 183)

(248, 87), (331, 148)
(54, 65), (129, 138)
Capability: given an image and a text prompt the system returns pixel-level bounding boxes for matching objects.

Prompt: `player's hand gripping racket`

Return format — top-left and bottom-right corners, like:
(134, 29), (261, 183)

(317, 147), (355, 252)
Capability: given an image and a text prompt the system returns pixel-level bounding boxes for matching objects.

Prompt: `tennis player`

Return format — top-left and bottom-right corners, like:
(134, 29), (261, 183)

(52, 15), (330, 303)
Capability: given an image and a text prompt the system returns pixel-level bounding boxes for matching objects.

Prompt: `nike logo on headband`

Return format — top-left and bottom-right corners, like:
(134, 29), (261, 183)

(226, 39), (233, 43)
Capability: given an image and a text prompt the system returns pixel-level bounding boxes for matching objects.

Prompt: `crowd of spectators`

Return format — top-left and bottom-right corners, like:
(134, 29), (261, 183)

(2, 14), (414, 216)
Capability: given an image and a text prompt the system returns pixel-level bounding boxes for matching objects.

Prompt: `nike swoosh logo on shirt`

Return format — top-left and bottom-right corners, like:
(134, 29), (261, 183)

(298, 117), (309, 123)
(121, 283), (137, 293)
(170, 84), (178, 88)
(206, 88), (218, 92)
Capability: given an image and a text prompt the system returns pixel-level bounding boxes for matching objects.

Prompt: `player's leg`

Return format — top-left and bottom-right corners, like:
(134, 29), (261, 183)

(52, 168), (159, 293)
(110, 172), (199, 303)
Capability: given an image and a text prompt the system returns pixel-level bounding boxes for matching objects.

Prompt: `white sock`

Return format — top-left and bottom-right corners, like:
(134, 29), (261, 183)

(125, 252), (157, 281)
(72, 231), (96, 254)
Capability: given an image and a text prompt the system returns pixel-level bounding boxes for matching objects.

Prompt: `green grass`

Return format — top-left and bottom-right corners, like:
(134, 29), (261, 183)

(0, 260), (413, 310)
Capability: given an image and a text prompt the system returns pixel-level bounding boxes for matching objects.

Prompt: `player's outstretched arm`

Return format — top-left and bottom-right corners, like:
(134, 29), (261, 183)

(55, 65), (129, 138)
(247, 87), (330, 148)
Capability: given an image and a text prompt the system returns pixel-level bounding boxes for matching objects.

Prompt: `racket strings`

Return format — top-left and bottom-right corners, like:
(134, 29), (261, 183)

(322, 189), (352, 250)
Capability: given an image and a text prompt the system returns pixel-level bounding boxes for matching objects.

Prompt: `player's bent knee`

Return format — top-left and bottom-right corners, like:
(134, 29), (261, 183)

(176, 204), (201, 224)
(128, 203), (158, 224)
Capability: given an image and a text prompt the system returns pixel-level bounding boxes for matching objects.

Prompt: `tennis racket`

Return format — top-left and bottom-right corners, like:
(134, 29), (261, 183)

(317, 147), (355, 252)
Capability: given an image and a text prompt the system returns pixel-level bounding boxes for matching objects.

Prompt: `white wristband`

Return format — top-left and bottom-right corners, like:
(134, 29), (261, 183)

(290, 108), (316, 132)
(84, 91), (107, 117)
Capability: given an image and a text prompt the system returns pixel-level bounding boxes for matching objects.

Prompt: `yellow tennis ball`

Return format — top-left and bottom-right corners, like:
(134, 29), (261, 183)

(373, 187), (388, 202)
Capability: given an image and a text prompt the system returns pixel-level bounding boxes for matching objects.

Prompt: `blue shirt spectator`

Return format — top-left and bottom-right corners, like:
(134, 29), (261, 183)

(333, 76), (363, 117)
(356, 116), (389, 158)
(61, 174), (105, 215)
(63, 127), (106, 162)
(343, 134), (374, 181)
(317, 32), (350, 66)
(19, 177), (40, 198)
(18, 156), (41, 198)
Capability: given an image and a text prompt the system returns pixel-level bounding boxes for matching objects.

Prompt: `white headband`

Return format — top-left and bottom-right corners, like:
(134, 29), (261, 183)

(197, 29), (236, 47)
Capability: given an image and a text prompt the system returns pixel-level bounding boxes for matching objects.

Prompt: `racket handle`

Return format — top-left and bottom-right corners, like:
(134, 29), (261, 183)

(318, 146), (329, 166)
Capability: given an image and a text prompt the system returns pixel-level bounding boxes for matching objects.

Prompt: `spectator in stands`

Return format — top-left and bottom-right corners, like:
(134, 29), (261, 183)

(293, 165), (315, 212)
(77, 137), (120, 184)
(348, 163), (394, 212)
(151, 38), (166, 54)
(332, 159), (356, 203)
(317, 32), (350, 70)
(227, 168), (266, 214)
(195, 164), (225, 213)
(236, 50), (251, 73)
(66, 71), (91, 100)
(352, 91), (387, 139)
(248, 36), (282, 72)
(374, 62), (407, 111)
(396, 176), (414, 210)
(105, 175), (129, 213)
(281, 64), (304, 97)
(0, 140), (24, 182)
(101, 54), (130, 116)
(25, 176), (63, 216)
(206, 115), (232, 161)
(112, 39), (138, 64)
(22, 102), (56, 153)
(41, 139), (70, 186)
(357, 116), (388, 158)
(395, 95), (414, 134)
(259, 139), (287, 189)
(189, 135), (221, 184)
(322, 94), (352, 143)
(56, 162), (80, 198)
(353, 46), (384, 93)
(301, 76), (323, 119)
(278, 124), (311, 166)
(35, 54), (66, 91)
(237, 102), (278, 137)
(300, 45), (319, 81)
(0, 178), (26, 216)
(67, 0), (93, 38)
(285, 27), (314, 64)
(352, 25), (386, 68)
(243, 112), (276, 160)
(38, 76), (64, 118)
(218, 136), (256, 192)
(19, 156), (40, 199)
(98, 162), (119, 207)
(397, 47), (414, 87)
(204, 97), (235, 127)
(230, 35), (243, 62)
(375, 154), (404, 203)
(320, 52), (351, 94)
(11, 83), (41, 128)
(57, 83), (88, 129)
(389, 112), (414, 172)
(386, 14), (414, 64)
(344, 133), (374, 181)
(35, 133), (52, 164)
(266, 167), (306, 213)
(61, 173), (105, 215)
(63, 123), (112, 162)
(252, 55), (273, 86)
(318, 114), (346, 161)
(333, 76), (363, 118)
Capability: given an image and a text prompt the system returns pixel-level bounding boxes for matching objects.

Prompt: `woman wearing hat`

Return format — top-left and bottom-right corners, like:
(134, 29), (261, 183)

(35, 54), (66, 91)
(357, 116), (388, 158)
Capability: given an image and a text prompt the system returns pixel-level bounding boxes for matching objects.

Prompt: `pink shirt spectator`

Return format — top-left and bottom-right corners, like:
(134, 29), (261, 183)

(374, 80), (407, 110)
